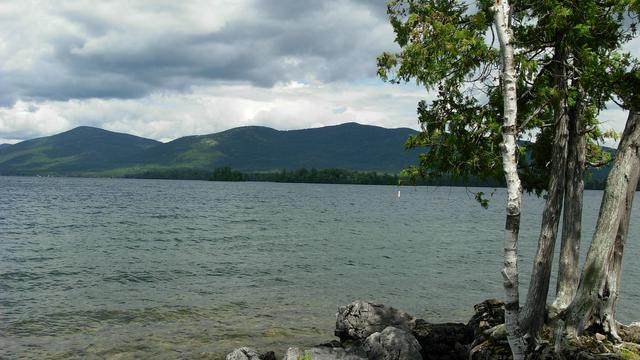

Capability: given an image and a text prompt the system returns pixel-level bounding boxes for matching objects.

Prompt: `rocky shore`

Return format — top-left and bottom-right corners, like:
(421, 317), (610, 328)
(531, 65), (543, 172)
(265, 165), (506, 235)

(225, 299), (640, 360)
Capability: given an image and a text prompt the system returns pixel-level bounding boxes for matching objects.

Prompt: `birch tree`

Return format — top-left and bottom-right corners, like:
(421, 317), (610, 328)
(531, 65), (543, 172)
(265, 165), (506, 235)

(378, 0), (639, 356)
(493, 1), (527, 357)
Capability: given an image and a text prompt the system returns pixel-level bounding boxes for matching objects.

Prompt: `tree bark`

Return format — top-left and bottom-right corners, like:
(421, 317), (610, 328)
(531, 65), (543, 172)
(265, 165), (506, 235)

(565, 109), (640, 339)
(493, 1), (527, 359)
(602, 157), (639, 337)
(520, 50), (570, 337)
(553, 88), (586, 312)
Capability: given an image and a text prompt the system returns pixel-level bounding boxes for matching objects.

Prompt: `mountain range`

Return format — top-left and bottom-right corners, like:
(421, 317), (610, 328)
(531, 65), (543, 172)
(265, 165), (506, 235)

(0, 123), (420, 177)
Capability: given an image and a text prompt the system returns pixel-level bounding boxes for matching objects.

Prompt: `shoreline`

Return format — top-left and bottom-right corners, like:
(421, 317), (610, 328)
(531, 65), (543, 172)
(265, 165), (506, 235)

(223, 299), (640, 360)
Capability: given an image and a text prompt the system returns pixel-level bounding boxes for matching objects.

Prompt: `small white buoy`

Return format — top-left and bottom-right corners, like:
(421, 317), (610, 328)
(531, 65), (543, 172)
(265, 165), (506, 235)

(397, 190), (401, 198)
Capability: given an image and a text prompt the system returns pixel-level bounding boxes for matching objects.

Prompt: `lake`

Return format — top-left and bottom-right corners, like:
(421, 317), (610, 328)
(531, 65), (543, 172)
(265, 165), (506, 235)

(1, 176), (638, 359)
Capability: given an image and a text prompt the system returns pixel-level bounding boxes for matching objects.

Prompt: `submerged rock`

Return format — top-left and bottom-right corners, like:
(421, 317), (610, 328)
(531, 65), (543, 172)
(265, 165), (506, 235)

(226, 347), (262, 360)
(306, 346), (367, 360)
(335, 300), (416, 343)
(283, 345), (367, 360)
(283, 347), (302, 360)
(363, 326), (422, 360)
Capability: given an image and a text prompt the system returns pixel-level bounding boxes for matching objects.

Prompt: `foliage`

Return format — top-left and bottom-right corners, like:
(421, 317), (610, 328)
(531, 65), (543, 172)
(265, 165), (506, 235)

(211, 167), (243, 181)
(379, 0), (505, 188)
(379, 0), (638, 198)
(245, 168), (401, 185)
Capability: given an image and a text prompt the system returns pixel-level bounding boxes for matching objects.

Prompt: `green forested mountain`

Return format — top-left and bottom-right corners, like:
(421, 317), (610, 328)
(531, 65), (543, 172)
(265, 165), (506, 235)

(0, 123), (420, 176)
(0, 127), (161, 175)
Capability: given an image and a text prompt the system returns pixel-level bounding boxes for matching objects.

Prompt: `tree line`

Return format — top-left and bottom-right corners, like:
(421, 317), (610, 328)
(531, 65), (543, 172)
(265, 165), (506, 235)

(124, 165), (630, 190)
(126, 167), (402, 185)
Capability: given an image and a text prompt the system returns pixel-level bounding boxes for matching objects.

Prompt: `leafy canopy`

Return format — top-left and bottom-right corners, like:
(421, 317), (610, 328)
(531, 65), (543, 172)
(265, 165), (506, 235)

(379, 0), (639, 195)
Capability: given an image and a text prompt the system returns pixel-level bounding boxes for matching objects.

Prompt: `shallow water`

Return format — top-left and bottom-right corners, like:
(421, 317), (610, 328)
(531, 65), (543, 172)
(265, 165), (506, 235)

(0, 176), (638, 359)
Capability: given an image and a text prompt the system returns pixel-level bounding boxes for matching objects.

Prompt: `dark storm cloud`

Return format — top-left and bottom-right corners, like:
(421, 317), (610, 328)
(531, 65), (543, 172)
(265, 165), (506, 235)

(1, 0), (392, 104)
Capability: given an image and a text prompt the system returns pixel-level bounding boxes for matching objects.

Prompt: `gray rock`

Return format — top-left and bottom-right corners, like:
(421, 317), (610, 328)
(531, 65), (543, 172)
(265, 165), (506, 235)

(227, 347), (262, 360)
(620, 322), (640, 343)
(363, 326), (422, 360)
(305, 346), (368, 360)
(283, 347), (303, 360)
(467, 299), (504, 339)
(468, 340), (511, 360)
(335, 301), (416, 343)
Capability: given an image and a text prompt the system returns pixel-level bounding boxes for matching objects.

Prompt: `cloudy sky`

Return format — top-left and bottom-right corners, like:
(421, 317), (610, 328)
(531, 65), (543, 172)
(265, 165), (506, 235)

(0, 1), (637, 144)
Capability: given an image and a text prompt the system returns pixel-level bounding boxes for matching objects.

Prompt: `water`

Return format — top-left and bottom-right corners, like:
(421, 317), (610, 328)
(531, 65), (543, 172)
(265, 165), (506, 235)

(0, 177), (638, 359)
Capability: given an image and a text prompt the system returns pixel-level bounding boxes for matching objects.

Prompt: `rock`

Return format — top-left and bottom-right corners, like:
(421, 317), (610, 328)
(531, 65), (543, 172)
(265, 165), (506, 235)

(467, 299), (505, 339)
(572, 351), (625, 360)
(335, 301), (416, 343)
(316, 340), (342, 348)
(468, 340), (511, 360)
(305, 346), (368, 360)
(411, 319), (473, 360)
(620, 322), (640, 343)
(261, 351), (277, 360)
(363, 326), (422, 360)
(283, 345), (367, 360)
(227, 347), (262, 360)
(283, 347), (303, 360)
(483, 324), (507, 341)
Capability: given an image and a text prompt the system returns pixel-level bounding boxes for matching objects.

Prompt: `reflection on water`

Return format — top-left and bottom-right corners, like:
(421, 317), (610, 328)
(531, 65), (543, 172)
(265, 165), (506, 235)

(0, 176), (638, 359)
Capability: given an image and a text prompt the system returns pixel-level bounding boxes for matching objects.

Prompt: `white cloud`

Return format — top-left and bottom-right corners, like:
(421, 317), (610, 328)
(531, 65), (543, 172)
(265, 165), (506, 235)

(0, 101), (71, 140)
(0, 0), (637, 145)
(0, 82), (428, 142)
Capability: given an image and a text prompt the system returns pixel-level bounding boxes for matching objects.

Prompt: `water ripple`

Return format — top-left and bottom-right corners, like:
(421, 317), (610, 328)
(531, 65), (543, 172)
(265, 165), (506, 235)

(0, 176), (638, 359)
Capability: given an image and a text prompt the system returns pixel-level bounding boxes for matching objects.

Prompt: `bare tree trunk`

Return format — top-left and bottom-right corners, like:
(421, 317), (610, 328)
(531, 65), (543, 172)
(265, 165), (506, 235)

(520, 52), (570, 337)
(603, 158), (639, 336)
(493, 1), (527, 358)
(553, 89), (586, 312)
(565, 109), (640, 339)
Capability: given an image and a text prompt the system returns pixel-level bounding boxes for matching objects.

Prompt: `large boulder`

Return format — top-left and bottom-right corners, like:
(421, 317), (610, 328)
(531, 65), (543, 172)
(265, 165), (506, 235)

(363, 326), (422, 360)
(335, 301), (416, 343)
(412, 319), (473, 360)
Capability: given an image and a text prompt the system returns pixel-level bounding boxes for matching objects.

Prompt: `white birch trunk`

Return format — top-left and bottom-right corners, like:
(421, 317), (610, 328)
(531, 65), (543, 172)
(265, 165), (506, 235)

(566, 109), (640, 338)
(493, 1), (527, 358)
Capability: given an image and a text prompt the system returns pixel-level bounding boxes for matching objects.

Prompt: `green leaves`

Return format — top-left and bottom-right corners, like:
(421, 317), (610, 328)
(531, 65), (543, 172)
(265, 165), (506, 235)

(379, 0), (638, 202)
(474, 191), (490, 209)
(378, 0), (497, 90)
(406, 90), (503, 184)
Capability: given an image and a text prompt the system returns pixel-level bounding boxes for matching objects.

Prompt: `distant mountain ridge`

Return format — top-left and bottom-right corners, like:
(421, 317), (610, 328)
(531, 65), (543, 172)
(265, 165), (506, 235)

(0, 123), (420, 176)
